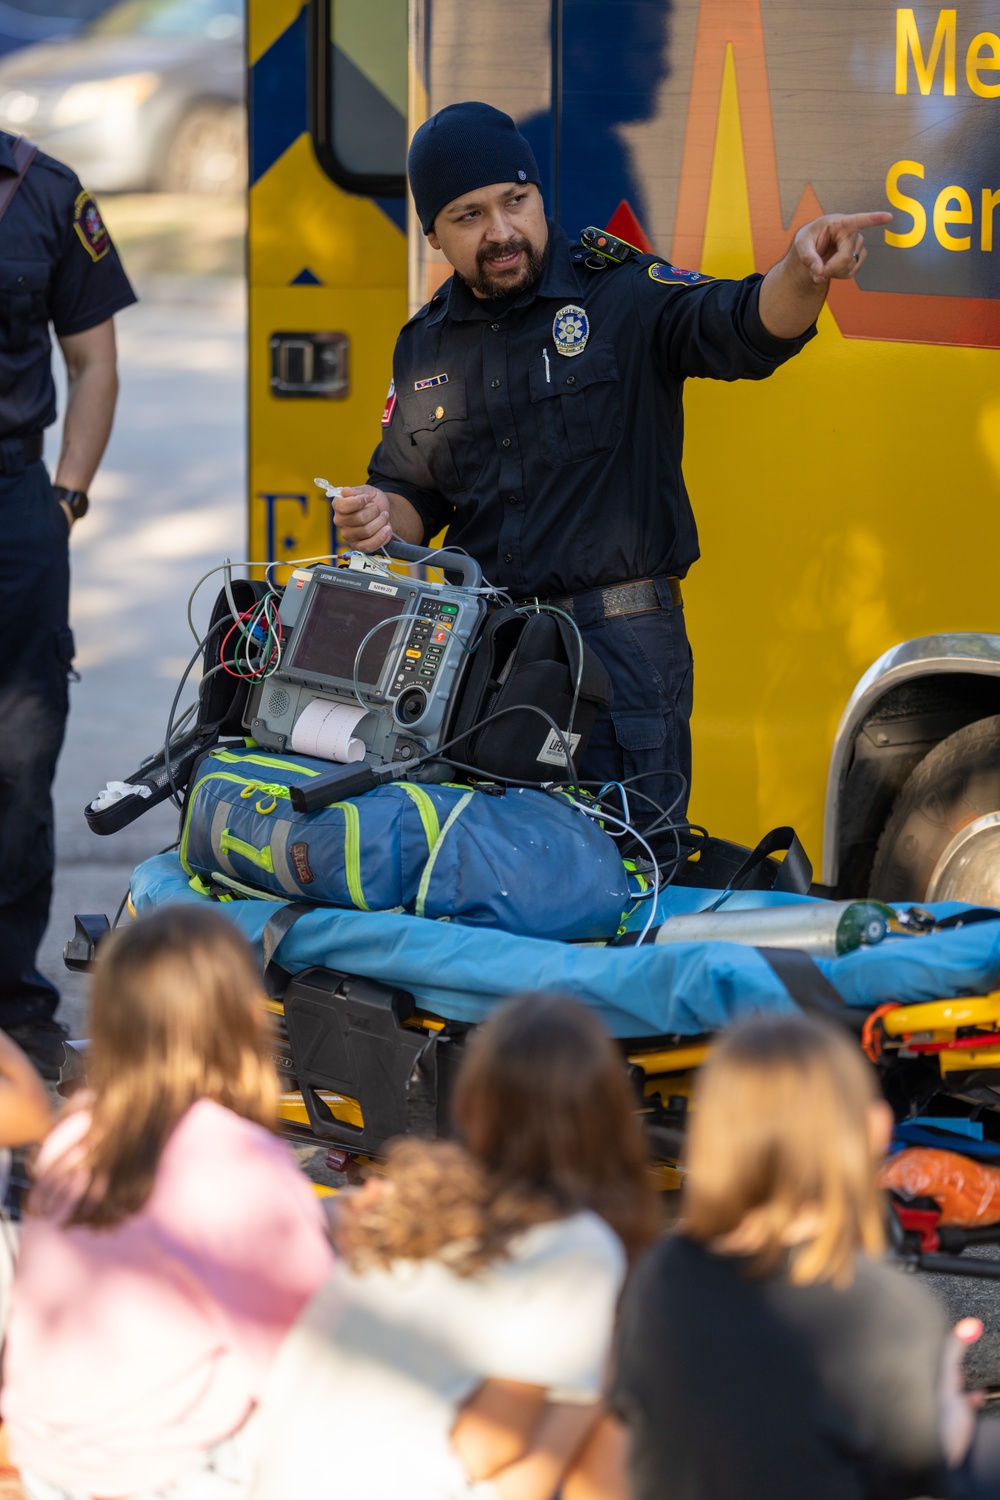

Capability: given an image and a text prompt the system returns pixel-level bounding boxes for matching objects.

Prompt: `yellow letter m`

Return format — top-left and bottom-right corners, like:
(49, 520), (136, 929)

(896, 9), (957, 94)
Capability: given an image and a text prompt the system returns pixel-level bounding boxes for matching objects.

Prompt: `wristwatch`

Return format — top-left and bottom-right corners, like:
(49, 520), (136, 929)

(53, 486), (89, 520)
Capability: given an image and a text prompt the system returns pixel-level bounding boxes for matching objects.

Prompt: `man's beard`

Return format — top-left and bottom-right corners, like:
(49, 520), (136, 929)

(464, 236), (545, 299)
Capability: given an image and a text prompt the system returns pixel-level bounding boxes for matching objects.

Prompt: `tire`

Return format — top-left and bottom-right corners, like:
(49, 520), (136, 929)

(869, 714), (1000, 900)
(161, 103), (246, 195)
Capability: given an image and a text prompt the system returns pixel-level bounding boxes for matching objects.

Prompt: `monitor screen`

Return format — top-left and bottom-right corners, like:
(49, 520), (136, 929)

(288, 580), (407, 686)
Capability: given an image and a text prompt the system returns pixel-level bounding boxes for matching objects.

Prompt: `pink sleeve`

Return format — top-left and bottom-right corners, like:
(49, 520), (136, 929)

(154, 1112), (335, 1397)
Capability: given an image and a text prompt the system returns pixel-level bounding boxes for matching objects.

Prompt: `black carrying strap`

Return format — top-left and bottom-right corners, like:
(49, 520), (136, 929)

(546, 611), (613, 707)
(260, 901), (312, 972)
(0, 137), (37, 228)
(708, 826), (813, 906)
(757, 946), (865, 1032)
(452, 606), (611, 748)
(406, 1033), (440, 1138)
(933, 908), (1000, 930)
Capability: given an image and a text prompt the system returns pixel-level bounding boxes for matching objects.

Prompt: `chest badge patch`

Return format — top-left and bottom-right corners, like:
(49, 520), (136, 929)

(381, 379), (396, 426)
(414, 372), (448, 391)
(552, 305), (589, 357)
(648, 262), (713, 288)
(72, 190), (110, 262)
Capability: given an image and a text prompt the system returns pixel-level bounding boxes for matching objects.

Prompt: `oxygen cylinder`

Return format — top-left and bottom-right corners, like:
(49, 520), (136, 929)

(653, 901), (894, 957)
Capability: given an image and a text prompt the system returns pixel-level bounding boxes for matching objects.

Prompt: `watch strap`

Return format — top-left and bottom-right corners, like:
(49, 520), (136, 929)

(53, 486), (89, 520)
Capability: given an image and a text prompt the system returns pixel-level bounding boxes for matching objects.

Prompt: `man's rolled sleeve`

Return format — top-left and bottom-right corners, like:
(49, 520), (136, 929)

(367, 404), (454, 543)
(637, 268), (815, 382)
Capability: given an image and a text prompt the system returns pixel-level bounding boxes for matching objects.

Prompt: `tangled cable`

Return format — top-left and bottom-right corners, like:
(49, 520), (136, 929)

(220, 594), (284, 680)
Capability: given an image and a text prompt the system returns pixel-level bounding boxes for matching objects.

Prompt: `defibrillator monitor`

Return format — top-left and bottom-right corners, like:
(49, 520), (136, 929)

(245, 558), (486, 769)
(287, 577), (409, 692)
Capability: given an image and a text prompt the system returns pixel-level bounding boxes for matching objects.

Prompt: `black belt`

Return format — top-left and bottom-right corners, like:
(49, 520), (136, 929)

(0, 433), (43, 474)
(540, 576), (683, 620)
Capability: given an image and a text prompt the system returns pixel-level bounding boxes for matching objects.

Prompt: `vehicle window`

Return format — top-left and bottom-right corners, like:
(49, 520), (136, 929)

(89, 0), (242, 39)
(315, 0), (407, 192)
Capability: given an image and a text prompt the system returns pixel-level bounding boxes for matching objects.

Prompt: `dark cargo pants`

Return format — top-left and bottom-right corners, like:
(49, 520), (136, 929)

(574, 577), (694, 828)
(0, 455), (73, 1024)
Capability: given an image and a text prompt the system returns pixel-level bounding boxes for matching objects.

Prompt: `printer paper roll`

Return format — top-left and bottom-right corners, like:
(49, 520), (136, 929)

(291, 700), (367, 763)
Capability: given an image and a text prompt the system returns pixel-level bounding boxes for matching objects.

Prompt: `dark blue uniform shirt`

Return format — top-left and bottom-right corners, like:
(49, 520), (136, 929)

(0, 131), (136, 440)
(370, 221), (814, 599)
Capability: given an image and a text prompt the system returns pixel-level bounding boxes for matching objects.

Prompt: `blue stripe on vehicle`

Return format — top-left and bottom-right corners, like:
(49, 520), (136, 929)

(249, 4), (308, 186)
(374, 196), (406, 231)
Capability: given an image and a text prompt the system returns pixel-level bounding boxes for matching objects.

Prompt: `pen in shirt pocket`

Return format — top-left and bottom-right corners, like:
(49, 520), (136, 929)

(542, 348), (551, 383)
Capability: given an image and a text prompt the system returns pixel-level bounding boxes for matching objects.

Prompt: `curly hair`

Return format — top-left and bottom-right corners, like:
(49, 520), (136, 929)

(339, 993), (660, 1273)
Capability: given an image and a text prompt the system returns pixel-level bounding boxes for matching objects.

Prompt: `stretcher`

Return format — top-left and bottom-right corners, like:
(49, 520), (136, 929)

(109, 853), (1000, 1187)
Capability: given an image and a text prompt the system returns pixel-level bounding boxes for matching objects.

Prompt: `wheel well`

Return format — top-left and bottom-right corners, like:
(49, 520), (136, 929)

(153, 94), (241, 182)
(832, 673), (1000, 897)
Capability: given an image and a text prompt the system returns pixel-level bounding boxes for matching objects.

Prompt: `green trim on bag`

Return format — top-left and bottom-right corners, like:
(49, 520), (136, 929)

(209, 749), (320, 777)
(220, 829), (275, 873)
(181, 770), (292, 873)
(332, 799), (370, 911)
(397, 783), (441, 855)
(415, 790), (474, 919)
(209, 871), (286, 902)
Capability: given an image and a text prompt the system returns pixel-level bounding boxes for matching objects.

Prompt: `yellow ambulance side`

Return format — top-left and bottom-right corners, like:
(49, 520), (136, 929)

(247, 1), (407, 577)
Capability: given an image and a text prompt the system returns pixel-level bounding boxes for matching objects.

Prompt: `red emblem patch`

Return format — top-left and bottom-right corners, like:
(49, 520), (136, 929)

(648, 262), (713, 288)
(73, 190), (110, 262)
(289, 842), (313, 884)
(381, 378), (396, 426)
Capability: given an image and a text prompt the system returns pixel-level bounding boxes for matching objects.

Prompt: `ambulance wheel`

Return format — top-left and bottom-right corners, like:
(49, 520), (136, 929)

(869, 715), (1000, 903)
(162, 103), (246, 195)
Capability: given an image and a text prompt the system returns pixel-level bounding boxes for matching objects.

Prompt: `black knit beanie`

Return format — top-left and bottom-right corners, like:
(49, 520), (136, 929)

(407, 101), (541, 235)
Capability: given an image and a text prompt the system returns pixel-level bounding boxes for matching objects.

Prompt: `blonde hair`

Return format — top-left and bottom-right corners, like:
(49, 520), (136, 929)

(341, 993), (660, 1273)
(682, 1013), (884, 1286)
(60, 905), (279, 1229)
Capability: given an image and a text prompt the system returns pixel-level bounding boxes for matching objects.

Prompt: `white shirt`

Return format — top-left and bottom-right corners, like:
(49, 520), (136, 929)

(248, 1210), (626, 1500)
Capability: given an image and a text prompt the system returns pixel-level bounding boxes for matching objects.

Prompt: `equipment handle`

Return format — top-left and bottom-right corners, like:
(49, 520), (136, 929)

(385, 539), (483, 590)
(289, 763), (379, 813)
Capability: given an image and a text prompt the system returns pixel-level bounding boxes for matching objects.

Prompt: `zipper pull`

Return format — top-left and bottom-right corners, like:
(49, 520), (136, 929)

(542, 348), (551, 384)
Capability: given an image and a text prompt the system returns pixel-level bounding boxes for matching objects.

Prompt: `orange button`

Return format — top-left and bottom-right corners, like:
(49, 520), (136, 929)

(405, 648), (421, 659)
(433, 629), (447, 644)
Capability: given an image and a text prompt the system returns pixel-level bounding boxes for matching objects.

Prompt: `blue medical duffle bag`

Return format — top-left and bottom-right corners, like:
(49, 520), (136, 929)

(179, 746), (632, 942)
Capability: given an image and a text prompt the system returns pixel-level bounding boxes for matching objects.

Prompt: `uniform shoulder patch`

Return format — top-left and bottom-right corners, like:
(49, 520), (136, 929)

(648, 262), (713, 288)
(72, 191), (109, 262)
(381, 378), (396, 426)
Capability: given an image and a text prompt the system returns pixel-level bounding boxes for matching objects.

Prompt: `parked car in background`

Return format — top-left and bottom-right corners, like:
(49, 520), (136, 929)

(0, 0), (244, 193)
(0, 1), (117, 61)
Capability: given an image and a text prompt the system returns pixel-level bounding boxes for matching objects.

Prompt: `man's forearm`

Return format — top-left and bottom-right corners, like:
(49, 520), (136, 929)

(757, 210), (892, 340)
(55, 357), (118, 492)
(757, 253), (827, 341)
(385, 490), (425, 545)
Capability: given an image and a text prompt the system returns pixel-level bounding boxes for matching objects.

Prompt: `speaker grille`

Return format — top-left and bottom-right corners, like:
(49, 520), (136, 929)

(265, 687), (291, 719)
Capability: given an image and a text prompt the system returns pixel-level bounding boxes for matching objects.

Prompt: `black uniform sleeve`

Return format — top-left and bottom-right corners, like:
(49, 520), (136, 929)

(48, 183), (137, 338)
(633, 265), (814, 382)
(368, 378), (454, 544)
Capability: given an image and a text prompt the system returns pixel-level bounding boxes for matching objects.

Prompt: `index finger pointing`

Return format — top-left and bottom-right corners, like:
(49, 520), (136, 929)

(835, 211), (893, 232)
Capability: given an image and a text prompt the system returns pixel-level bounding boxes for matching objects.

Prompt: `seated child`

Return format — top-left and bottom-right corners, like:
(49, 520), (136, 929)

(611, 1011), (965, 1500)
(2, 905), (334, 1500)
(247, 992), (660, 1500)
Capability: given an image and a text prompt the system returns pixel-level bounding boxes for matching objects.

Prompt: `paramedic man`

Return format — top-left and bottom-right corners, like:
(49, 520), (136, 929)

(333, 103), (890, 819)
(0, 131), (135, 1076)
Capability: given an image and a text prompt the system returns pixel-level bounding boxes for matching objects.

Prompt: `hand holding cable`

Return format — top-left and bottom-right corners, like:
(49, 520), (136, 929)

(333, 485), (424, 552)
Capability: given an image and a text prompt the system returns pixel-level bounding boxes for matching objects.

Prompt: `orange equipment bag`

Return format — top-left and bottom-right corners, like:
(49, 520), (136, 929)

(880, 1147), (1000, 1227)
